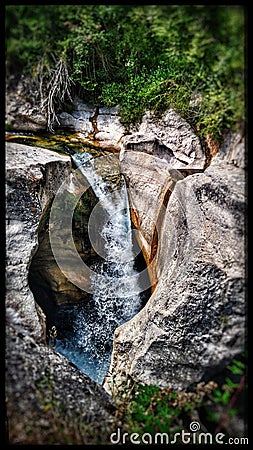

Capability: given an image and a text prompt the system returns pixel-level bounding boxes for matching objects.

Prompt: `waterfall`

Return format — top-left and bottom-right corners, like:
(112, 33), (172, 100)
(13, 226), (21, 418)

(54, 152), (142, 384)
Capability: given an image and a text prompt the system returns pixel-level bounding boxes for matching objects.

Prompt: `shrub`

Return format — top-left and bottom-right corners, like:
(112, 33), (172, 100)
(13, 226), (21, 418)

(5, 5), (245, 140)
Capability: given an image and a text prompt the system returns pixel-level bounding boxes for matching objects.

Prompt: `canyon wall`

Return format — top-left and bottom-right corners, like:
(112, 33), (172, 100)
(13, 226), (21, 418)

(5, 142), (115, 444)
(104, 130), (245, 393)
(5, 91), (246, 407)
(6, 142), (72, 339)
(119, 109), (206, 289)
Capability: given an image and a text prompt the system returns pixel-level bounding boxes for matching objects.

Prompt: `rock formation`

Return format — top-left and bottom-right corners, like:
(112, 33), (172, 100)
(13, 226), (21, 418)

(5, 142), (115, 444)
(59, 104), (208, 291)
(5, 90), (246, 439)
(28, 181), (97, 319)
(121, 109), (205, 169)
(57, 100), (125, 152)
(6, 142), (72, 339)
(6, 77), (47, 131)
(103, 130), (246, 393)
(119, 108), (206, 289)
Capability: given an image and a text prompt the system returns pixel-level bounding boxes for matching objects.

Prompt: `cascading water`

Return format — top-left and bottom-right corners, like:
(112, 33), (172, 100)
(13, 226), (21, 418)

(53, 152), (142, 384)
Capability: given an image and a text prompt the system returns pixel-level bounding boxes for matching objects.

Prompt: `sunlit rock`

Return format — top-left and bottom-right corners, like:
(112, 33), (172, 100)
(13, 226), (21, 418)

(104, 131), (246, 393)
(121, 109), (205, 169)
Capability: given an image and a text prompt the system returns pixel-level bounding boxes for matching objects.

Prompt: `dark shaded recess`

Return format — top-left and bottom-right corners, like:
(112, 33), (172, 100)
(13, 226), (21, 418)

(28, 188), (97, 340)
(197, 351), (248, 437)
(132, 225), (151, 308)
(29, 188), (151, 343)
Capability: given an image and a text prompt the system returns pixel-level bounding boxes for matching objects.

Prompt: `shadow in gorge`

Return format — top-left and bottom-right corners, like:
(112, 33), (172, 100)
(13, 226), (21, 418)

(29, 190), (151, 385)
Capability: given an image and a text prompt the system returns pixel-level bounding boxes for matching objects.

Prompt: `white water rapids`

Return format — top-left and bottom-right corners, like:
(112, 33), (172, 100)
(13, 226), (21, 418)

(54, 152), (142, 384)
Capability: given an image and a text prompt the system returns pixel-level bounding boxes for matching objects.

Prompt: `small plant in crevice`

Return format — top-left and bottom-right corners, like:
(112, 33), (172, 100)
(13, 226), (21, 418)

(110, 352), (247, 441)
(201, 353), (247, 436)
(48, 325), (58, 348)
(35, 368), (57, 414)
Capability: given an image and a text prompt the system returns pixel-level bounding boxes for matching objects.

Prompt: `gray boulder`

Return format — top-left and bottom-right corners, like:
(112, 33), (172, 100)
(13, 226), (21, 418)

(6, 78), (47, 131)
(104, 131), (246, 393)
(5, 142), (115, 444)
(121, 109), (205, 169)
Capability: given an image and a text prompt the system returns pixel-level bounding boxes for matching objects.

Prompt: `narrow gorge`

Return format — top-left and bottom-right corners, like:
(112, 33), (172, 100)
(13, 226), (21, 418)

(6, 97), (246, 443)
(6, 5), (247, 444)
(28, 145), (149, 384)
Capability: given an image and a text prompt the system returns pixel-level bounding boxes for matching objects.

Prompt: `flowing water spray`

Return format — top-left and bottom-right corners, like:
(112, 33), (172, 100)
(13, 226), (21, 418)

(54, 152), (142, 384)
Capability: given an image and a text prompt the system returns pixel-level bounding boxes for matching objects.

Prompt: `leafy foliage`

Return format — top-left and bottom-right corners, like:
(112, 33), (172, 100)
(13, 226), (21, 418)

(115, 352), (247, 440)
(6, 5), (245, 139)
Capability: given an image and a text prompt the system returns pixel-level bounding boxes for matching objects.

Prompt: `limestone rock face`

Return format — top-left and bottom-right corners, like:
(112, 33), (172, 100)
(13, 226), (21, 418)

(28, 182), (98, 315)
(58, 100), (125, 151)
(121, 109), (205, 169)
(214, 131), (245, 169)
(104, 132), (246, 393)
(6, 142), (115, 444)
(28, 227), (90, 316)
(119, 110), (205, 289)
(120, 150), (184, 288)
(6, 142), (72, 339)
(58, 102), (205, 169)
(6, 307), (115, 445)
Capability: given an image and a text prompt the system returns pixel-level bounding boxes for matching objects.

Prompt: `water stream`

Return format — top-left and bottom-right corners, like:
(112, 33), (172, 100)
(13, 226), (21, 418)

(54, 152), (143, 383)
(6, 131), (147, 384)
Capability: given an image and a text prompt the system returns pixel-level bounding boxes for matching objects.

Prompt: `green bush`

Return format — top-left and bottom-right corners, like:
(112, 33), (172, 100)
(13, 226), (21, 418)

(6, 5), (245, 140)
(118, 352), (247, 440)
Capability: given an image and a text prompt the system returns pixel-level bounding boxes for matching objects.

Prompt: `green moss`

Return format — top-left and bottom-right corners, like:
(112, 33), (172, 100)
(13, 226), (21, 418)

(5, 123), (13, 131)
